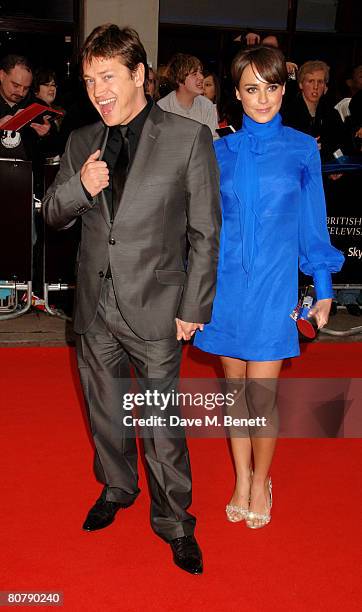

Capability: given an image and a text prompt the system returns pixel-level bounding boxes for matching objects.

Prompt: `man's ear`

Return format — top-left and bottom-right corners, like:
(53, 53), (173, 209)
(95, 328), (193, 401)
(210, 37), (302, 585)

(298, 81), (303, 91)
(323, 84), (328, 95)
(132, 63), (145, 88)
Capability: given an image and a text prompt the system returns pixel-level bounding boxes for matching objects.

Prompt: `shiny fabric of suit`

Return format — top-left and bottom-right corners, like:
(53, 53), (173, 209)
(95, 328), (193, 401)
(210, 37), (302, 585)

(43, 104), (221, 540)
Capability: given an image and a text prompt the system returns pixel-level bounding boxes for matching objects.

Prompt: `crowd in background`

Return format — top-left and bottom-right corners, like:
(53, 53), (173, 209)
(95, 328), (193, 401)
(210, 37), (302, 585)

(1, 31), (361, 178)
(0, 30), (361, 311)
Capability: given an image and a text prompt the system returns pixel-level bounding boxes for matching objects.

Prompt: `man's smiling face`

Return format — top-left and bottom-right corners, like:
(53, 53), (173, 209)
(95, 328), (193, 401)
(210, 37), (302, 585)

(82, 55), (145, 126)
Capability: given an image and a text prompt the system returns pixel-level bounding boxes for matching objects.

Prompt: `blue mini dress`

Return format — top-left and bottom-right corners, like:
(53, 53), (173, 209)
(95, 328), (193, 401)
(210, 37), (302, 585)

(194, 113), (344, 361)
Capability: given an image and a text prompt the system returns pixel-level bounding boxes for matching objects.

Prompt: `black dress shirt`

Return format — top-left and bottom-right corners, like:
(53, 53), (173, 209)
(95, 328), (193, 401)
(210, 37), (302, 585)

(88, 97), (153, 211)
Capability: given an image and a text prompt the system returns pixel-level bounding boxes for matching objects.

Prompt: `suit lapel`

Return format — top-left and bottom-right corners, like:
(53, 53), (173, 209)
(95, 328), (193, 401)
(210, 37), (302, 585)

(113, 106), (163, 221)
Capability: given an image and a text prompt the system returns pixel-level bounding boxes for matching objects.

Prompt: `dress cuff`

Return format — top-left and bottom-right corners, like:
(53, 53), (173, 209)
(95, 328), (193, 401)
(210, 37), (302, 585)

(313, 268), (333, 300)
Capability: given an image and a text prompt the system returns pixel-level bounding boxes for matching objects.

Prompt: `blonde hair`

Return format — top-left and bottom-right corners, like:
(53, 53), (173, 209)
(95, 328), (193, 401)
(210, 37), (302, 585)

(298, 61), (330, 85)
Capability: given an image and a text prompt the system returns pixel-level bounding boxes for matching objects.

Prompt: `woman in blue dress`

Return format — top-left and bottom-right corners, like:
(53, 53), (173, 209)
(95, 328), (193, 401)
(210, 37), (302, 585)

(194, 46), (344, 529)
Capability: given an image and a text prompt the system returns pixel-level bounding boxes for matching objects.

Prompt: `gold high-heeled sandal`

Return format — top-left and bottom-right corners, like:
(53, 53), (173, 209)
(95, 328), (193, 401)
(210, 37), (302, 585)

(246, 477), (272, 529)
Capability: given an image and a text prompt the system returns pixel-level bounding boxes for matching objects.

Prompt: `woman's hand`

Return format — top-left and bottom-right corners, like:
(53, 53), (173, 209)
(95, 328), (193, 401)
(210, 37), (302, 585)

(309, 298), (332, 329)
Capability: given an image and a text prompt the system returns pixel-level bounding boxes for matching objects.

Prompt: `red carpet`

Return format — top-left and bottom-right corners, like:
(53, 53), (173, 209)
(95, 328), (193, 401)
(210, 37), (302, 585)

(0, 344), (361, 611)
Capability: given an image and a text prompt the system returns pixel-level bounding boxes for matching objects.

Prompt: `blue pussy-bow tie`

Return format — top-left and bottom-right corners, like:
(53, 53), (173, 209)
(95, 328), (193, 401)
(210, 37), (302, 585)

(233, 113), (282, 277)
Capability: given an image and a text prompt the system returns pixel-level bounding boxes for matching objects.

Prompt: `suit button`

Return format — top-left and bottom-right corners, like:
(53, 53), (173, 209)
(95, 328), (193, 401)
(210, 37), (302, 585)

(109, 238), (116, 245)
(98, 271), (104, 278)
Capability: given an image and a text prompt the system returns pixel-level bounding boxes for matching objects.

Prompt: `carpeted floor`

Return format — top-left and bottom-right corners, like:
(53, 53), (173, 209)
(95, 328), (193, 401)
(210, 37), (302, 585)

(0, 344), (361, 611)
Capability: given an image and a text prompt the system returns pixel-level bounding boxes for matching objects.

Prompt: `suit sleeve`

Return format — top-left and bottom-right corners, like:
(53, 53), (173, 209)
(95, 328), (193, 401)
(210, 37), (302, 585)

(42, 131), (96, 230)
(177, 124), (221, 322)
(298, 140), (344, 299)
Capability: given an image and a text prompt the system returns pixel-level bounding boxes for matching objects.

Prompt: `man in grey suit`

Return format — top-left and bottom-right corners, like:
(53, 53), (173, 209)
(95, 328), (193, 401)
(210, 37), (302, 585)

(43, 24), (220, 574)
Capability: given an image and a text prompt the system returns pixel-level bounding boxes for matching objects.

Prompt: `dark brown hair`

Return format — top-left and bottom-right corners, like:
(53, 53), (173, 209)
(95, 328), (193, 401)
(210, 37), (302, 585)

(0, 54), (32, 74)
(81, 23), (148, 80)
(231, 45), (287, 88)
(166, 53), (203, 89)
(203, 71), (221, 105)
(33, 68), (57, 94)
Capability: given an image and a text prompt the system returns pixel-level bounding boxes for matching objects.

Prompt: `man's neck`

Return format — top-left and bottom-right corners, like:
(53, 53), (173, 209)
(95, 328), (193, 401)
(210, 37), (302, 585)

(121, 93), (148, 125)
(302, 94), (318, 116)
(175, 88), (198, 110)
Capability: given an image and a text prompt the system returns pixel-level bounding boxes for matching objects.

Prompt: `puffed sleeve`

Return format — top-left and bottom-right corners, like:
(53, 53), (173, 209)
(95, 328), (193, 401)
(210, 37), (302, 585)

(298, 140), (344, 300)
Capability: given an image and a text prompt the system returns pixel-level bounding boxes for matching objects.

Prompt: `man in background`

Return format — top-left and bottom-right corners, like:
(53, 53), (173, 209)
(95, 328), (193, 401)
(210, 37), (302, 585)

(0, 54), (51, 194)
(0, 55), (51, 153)
(282, 60), (347, 161)
(158, 53), (218, 137)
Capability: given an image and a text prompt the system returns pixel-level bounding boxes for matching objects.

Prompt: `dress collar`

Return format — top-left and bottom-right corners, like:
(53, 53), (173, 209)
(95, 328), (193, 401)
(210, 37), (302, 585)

(242, 112), (282, 140)
(226, 112), (282, 153)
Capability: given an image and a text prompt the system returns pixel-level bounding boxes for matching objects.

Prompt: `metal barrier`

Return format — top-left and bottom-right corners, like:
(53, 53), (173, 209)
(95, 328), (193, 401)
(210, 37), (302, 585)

(42, 159), (80, 318)
(0, 158), (33, 320)
(322, 171), (362, 336)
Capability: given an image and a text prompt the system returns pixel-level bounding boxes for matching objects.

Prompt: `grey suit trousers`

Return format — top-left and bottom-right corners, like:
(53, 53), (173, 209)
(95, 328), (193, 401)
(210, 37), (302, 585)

(76, 278), (196, 541)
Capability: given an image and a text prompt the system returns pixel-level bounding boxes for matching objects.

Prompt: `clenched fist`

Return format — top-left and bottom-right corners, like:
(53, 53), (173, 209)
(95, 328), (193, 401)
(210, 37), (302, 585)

(80, 149), (109, 197)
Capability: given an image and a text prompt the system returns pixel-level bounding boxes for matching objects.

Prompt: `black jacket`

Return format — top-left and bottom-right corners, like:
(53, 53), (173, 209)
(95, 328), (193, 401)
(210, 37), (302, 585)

(281, 93), (348, 161)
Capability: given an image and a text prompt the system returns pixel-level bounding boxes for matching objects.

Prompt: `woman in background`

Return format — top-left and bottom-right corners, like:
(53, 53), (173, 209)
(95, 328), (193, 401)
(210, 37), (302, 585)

(33, 68), (64, 129)
(203, 71), (226, 126)
(203, 72), (220, 105)
(194, 46), (343, 529)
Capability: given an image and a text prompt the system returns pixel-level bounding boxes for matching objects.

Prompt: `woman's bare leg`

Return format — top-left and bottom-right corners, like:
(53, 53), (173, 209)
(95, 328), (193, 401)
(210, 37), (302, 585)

(246, 360), (283, 527)
(221, 356), (252, 517)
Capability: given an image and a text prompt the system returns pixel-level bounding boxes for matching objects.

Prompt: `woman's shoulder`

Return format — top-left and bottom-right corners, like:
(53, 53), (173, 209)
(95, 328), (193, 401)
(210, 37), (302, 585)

(281, 124), (317, 150)
(214, 130), (241, 156)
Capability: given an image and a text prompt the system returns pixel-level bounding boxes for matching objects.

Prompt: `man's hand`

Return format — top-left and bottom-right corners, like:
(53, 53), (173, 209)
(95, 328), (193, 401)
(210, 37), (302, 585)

(246, 32), (260, 46)
(30, 115), (51, 137)
(80, 149), (109, 197)
(309, 298), (332, 329)
(0, 114), (12, 128)
(175, 318), (204, 341)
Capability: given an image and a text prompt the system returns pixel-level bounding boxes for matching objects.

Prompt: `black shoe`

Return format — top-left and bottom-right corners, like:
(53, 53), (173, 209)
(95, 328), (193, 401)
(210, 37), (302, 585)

(346, 303), (361, 316)
(82, 491), (133, 531)
(170, 535), (203, 575)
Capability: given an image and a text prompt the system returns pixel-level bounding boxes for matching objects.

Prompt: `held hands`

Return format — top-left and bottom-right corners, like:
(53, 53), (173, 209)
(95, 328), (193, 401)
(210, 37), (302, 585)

(175, 318), (204, 341)
(308, 298), (332, 329)
(30, 115), (51, 137)
(80, 149), (109, 197)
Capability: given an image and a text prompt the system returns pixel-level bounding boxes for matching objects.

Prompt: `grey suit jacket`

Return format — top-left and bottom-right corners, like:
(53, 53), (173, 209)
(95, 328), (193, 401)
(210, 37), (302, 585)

(43, 104), (221, 339)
